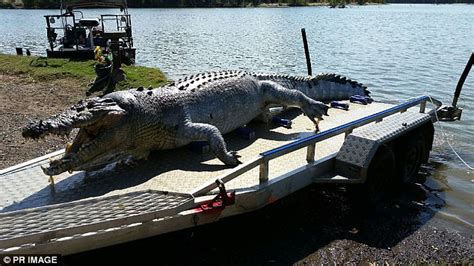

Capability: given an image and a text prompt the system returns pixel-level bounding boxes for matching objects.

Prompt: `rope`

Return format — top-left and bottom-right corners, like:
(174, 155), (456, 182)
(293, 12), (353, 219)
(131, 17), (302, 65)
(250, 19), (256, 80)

(426, 94), (473, 171)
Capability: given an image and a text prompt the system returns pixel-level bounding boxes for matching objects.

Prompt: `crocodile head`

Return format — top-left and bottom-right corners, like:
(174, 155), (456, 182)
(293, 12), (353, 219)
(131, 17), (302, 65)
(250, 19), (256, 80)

(22, 97), (129, 176)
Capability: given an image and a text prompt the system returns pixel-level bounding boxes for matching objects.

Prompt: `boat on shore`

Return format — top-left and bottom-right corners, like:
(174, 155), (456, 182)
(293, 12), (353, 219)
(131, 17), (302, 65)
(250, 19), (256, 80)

(44, 0), (136, 62)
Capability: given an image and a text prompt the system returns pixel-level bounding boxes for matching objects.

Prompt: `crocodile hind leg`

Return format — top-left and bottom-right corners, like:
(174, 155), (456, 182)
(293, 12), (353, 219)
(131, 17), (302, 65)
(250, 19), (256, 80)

(260, 81), (329, 131)
(179, 121), (241, 166)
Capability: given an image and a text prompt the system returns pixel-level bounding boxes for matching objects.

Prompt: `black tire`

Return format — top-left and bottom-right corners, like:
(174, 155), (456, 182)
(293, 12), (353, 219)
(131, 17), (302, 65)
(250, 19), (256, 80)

(396, 132), (427, 184)
(363, 144), (398, 203)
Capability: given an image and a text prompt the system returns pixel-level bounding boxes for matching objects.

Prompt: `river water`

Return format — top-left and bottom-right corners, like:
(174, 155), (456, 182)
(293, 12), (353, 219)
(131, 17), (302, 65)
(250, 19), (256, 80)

(0, 5), (473, 229)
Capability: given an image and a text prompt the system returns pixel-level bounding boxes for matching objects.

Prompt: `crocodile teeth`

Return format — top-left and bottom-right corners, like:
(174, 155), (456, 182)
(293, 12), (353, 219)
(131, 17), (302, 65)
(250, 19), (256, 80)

(66, 142), (73, 153)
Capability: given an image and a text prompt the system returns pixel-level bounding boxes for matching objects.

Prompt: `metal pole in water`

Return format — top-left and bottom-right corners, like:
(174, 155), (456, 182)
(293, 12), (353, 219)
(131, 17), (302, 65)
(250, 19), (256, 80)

(452, 52), (474, 108)
(301, 28), (312, 76)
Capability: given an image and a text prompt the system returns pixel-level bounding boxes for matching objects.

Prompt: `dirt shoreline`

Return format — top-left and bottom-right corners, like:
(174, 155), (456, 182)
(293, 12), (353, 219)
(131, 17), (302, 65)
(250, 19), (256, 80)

(0, 74), (472, 264)
(0, 74), (83, 169)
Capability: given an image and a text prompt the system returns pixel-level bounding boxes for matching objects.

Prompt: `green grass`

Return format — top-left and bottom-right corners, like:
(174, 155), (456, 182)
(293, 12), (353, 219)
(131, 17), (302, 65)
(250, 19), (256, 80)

(0, 53), (168, 90)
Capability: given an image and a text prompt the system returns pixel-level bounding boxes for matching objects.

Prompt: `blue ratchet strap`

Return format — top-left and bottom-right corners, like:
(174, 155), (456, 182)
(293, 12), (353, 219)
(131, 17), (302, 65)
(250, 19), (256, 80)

(272, 117), (292, 128)
(330, 101), (349, 111)
(350, 95), (373, 105)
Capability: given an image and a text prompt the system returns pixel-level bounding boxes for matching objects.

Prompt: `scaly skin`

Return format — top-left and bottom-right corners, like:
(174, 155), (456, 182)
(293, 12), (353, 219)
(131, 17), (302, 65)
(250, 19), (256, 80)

(22, 71), (369, 175)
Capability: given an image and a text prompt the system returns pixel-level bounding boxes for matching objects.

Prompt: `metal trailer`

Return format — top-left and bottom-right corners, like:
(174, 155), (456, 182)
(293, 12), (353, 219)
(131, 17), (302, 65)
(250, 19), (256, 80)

(0, 95), (450, 255)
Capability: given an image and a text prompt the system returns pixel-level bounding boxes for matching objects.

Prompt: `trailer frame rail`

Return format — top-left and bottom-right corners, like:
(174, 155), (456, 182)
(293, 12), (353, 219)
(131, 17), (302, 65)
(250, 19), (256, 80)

(192, 95), (433, 196)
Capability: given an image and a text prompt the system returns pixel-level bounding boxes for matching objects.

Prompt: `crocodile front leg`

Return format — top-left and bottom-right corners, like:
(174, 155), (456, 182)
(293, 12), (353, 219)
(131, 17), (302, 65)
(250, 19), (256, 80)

(178, 120), (241, 166)
(260, 81), (329, 131)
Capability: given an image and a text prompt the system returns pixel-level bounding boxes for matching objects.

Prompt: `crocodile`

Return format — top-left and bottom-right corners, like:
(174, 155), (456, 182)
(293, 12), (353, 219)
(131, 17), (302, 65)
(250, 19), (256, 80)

(22, 71), (369, 176)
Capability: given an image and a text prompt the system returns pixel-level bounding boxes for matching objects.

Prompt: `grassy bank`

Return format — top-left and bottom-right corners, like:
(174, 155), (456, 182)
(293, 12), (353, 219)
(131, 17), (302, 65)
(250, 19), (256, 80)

(0, 54), (168, 90)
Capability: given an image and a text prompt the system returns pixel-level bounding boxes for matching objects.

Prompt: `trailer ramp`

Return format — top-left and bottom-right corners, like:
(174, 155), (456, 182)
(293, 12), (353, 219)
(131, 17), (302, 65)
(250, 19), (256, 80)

(0, 190), (193, 252)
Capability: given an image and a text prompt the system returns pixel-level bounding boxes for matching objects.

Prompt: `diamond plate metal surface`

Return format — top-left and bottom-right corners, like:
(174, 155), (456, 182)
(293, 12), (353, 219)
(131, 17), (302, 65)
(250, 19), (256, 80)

(352, 111), (431, 143)
(336, 110), (431, 173)
(336, 135), (377, 170)
(0, 190), (193, 248)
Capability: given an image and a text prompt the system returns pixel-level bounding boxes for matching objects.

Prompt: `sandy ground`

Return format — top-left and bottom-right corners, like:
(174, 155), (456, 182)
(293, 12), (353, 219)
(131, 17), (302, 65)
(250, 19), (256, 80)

(0, 74), (82, 169)
(0, 74), (472, 264)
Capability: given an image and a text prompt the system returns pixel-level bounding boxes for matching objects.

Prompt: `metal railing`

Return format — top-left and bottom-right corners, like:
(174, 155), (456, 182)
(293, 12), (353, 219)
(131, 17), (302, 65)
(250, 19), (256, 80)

(101, 14), (131, 33)
(192, 96), (430, 196)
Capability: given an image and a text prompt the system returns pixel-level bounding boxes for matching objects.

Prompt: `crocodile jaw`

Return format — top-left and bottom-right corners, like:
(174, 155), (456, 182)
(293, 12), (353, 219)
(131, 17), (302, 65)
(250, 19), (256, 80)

(43, 148), (131, 176)
(22, 98), (128, 175)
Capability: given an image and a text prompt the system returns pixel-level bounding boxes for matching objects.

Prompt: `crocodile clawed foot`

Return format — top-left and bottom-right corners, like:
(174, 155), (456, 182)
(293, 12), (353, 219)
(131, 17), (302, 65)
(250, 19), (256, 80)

(302, 100), (328, 131)
(314, 120), (320, 133)
(222, 151), (242, 166)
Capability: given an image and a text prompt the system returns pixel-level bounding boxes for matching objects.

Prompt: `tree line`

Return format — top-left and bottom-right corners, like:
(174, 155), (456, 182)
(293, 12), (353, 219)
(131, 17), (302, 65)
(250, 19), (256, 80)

(9, 0), (473, 8)
(387, 0), (472, 2)
(124, 0), (385, 8)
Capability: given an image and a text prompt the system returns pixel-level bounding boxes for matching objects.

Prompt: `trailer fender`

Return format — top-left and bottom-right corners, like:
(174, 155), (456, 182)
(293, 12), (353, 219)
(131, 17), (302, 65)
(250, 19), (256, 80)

(335, 111), (434, 183)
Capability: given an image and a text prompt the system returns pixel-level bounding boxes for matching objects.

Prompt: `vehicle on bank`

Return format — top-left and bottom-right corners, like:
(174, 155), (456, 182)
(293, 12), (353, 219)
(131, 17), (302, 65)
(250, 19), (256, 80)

(44, 0), (135, 61)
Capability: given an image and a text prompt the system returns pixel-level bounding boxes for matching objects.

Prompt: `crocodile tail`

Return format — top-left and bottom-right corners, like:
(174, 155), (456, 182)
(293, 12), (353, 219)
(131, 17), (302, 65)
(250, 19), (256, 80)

(252, 72), (370, 102)
(307, 73), (370, 102)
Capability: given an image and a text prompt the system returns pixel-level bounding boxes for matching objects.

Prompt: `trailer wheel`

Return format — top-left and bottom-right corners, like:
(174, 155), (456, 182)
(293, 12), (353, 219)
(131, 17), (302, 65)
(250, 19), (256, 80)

(396, 132), (426, 184)
(364, 144), (398, 202)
